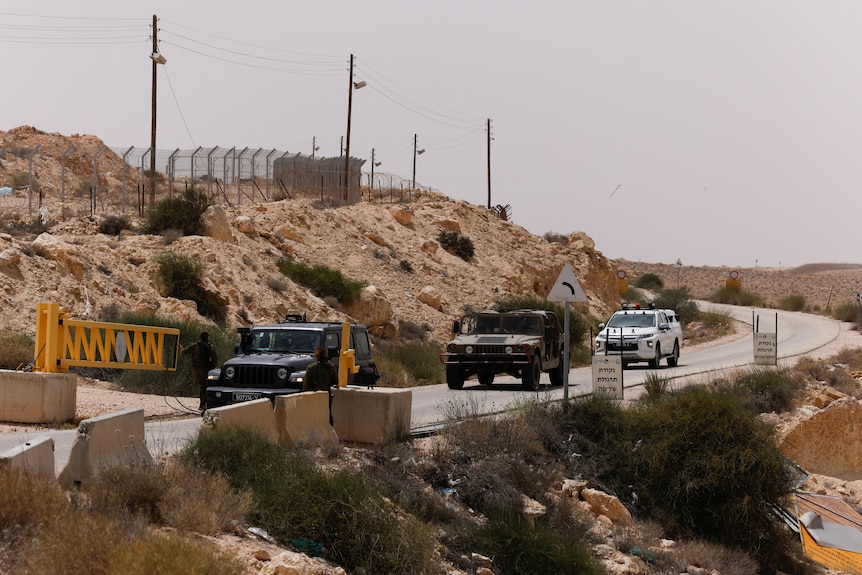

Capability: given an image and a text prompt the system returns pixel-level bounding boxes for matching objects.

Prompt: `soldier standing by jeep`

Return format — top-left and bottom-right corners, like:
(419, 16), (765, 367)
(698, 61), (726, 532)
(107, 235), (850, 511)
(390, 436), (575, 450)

(181, 331), (218, 411)
(304, 346), (338, 425)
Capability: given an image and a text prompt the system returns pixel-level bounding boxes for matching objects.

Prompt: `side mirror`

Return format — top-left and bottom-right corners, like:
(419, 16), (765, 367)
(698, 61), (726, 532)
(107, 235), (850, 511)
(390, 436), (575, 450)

(327, 345), (339, 360)
(598, 323), (606, 330)
(452, 320), (461, 334)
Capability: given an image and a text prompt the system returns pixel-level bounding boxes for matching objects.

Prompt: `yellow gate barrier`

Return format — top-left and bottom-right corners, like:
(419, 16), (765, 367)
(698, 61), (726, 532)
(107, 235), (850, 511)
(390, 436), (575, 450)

(34, 302), (180, 373)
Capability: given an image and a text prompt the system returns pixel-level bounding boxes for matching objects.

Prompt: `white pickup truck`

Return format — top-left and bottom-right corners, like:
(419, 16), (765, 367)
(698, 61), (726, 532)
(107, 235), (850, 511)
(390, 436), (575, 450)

(594, 303), (683, 368)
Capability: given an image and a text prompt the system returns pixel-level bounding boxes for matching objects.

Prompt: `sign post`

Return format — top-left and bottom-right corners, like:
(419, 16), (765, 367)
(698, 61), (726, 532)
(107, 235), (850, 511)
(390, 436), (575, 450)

(547, 264), (588, 401)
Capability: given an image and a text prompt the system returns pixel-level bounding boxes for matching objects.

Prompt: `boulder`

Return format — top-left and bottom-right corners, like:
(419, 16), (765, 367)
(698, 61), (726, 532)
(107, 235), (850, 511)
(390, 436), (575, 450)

(202, 205), (233, 242)
(390, 206), (413, 226)
(417, 285), (442, 311)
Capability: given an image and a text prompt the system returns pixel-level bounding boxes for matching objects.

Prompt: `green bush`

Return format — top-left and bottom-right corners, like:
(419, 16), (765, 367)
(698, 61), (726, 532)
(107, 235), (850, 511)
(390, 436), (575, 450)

(180, 427), (438, 574)
(652, 286), (701, 323)
(374, 340), (443, 387)
(475, 511), (603, 575)
(708, 286), (765, 307)
(642, 372), (670, 402)
(711, 366), (806, 414)
(143, 187), (211, 236)
(542, 231), (568, 244)
(777, 293), (806, 312)
(0, 331), (33, 370)
(98, 215), (132, 235)
(635, 272), (664, 291)
(564, 387), (797, 565)
(154, 251), (227, 324)
(831, 301), (858, 322)
(437, 229), (475, 261)
(494, 294), (593, 366)
(278, 260), (366, 304)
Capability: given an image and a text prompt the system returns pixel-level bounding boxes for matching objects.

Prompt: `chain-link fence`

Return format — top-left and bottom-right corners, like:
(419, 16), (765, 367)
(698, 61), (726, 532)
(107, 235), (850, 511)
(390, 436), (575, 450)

(0, 144), (431, 218)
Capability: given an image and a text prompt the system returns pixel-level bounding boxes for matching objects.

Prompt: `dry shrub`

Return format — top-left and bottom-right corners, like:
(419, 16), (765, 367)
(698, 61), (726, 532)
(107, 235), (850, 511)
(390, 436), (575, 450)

(674, 538), (758, 575)
(82, 461), (251, 537)
(160, 461), (254, 534)
(0, 331), (33, 370)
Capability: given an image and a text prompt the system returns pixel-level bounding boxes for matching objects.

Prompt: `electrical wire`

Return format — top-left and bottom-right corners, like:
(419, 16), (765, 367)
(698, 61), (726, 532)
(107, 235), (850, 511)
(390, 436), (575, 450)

(162, 65), (197, 148)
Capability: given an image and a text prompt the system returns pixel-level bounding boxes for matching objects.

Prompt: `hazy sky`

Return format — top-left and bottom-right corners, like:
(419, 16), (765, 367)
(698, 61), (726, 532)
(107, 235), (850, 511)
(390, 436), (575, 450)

(3, 2), (861, 268)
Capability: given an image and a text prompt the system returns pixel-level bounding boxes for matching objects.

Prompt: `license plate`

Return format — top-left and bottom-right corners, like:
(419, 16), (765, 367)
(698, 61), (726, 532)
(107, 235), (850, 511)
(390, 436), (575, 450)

(234, 393), (263, 402)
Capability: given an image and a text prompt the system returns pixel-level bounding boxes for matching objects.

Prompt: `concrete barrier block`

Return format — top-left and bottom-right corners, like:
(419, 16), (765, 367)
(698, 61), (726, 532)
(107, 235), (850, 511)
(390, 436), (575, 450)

(57, 408), (152, 487)
(0, 370), (76, 423)
(274, 392), (338, 448)
(332, 387), (412, 445)
(0, 436), (55, 480)
(203, 399), (278, 444)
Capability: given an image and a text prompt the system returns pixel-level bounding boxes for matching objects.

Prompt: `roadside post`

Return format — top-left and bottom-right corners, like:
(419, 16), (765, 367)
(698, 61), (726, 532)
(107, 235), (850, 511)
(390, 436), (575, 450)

(547, 264), (588, 401)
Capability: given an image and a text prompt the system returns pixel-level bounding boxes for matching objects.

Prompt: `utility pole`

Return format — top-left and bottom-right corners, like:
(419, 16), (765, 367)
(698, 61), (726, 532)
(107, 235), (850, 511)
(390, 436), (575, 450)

(343, 53), (355, 202)
(371, 148), (377, 187)
(340, 136), (344, 157)
(149, 14), (158, 209)
(312, 137), (318, 158)
(486, 118), (492, 209)
(412, 134), (418, 188)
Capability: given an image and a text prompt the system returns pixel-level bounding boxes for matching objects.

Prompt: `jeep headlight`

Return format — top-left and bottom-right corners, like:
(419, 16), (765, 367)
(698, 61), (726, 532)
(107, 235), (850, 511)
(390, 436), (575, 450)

(505, 345), (513, 354)
(276, 367), (288, 380)
(224, 366), (235, 379)
(465, 345), (474, 354)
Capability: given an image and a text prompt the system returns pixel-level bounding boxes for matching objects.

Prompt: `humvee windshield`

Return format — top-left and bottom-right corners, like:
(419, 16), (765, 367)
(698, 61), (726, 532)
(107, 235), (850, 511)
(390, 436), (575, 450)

(462, 314), (542, 335)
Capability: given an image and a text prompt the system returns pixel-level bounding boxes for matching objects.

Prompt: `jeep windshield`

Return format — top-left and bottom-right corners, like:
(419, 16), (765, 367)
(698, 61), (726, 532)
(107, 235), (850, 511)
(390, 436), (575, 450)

(461, 314), (542, 335)
(245, 329), (321, 353)
(607, 313), (656, 328)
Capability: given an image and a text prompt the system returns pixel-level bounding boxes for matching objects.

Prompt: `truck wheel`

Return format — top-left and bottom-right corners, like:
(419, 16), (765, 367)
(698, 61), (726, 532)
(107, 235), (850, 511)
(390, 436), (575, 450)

(648, 343), (661, 368)
(667, 341), (679, 367)
(478, 372), (494, 386)
(522, 355), (541, 391)
(446, 364), (465, 390)
(549, 359), (564, 386)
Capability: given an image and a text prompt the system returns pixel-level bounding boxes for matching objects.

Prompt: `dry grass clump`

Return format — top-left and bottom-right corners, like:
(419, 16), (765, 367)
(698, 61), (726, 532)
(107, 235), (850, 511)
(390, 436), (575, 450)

(0, 330), (33, 370)
(0, 465), (247, 575)
(795, 350), (862, 399)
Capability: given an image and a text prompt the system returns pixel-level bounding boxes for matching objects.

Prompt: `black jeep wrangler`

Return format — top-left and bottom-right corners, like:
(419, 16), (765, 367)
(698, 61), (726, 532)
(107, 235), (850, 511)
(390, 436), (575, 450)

(206, 313), (380, 408)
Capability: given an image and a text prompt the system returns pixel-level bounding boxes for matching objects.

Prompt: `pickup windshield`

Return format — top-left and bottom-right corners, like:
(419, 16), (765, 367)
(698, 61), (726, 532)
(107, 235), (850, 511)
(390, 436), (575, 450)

(246, 329), (320, 353)
(607, 313), (656, 328)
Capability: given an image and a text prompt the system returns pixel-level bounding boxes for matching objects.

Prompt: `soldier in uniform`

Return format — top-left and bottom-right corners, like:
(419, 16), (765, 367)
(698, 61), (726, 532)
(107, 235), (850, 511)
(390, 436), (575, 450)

(181, 331), (218, 412)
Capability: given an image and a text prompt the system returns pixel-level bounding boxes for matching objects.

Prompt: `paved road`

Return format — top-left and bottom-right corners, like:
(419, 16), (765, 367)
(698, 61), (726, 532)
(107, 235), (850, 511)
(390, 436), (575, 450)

(0, 303), (845, 471)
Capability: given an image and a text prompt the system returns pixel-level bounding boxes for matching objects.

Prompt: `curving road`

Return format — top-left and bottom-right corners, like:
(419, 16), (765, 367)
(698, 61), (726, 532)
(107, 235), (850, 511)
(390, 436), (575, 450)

(0, 303), (845, 468)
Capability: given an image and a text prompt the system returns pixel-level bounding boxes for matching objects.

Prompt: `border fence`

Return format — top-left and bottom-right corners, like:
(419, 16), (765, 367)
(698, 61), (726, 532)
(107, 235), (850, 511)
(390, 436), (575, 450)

(0, 144), (433, 217)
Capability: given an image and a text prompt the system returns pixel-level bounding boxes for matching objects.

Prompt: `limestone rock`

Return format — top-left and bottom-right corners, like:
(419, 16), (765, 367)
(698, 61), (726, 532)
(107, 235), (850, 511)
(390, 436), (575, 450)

(581, 487), (634, 526)
(780, 398), (862, 479)
(390, 206), (413, 226)
(343, 286), (395, 338)
(235, 215), (257, 237)
(202, 204), (233, 242)
(417, 285), (443, 311)
(32, 233), (84, 279)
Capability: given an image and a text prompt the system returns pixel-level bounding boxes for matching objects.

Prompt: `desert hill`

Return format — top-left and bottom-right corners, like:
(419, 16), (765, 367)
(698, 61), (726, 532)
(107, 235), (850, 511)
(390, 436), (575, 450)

(0, 126), (620, 342)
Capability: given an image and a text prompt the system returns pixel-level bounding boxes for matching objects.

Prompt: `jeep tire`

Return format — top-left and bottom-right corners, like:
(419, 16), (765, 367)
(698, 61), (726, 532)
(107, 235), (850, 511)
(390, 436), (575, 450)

(446, 364), (465, 390)
(522, 355), (541, 391)
(478, 372), (494, 386)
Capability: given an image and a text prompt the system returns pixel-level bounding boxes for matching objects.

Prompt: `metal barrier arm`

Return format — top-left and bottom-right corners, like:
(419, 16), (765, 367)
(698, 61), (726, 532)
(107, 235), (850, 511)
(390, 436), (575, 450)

(34, 303), (180, 373)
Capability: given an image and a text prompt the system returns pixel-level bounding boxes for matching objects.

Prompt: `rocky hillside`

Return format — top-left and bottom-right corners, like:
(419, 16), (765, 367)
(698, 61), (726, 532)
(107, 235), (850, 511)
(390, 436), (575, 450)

(0, 126), (619, 343)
